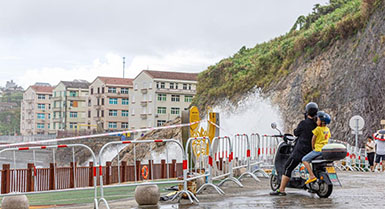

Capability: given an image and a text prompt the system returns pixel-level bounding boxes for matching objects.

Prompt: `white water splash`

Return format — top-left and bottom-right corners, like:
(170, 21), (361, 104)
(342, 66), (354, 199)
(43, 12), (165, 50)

(213, 90), (284, 136)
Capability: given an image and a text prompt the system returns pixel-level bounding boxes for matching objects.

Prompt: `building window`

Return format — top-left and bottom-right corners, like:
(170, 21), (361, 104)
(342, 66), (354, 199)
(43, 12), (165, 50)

(121, 88), (129, 94)
(160, 82), (165, 88)
(121, 122), (129, 129)
(37, 104), (45, 109)
(37, 94), (46, 99)
(109, 110), (118, 116)
(108, 122), (117, 129)
(88, 99), (91, 107)
(109, 98), (118, 104)
(171, 107), (180, 115)
(88, 111), (91, 118)
(131, 108), (135, 115)
(157, 94), (166, 101)
(97, 88), (100, 94)
(69, 112), (78, 118)
(101, 98), (104, 105)
(156, 82), (159, 89)
(48, 113), (51, 119)
(91, 88), (93, 95)
(102, 87), (105, 93)
(69, 122), (77, 129)
(37, 123), (45, 129)
(101, 110), (104, 117)
(37, 113), (45, 119)
(189, 84), (192, 90)
(69, 91), (77, 97)
(108, 87), (116, 93)
(70, 101), (78, 107)
(185, 95), (193, 102)
(170, 83), (175, 89)
(175, 83), (179, 89)
(171, 95), (180, 102)
(183, 84), (187, 90)
(122, 110), (129, 117)
(122, 98), (129, 105)
(157, 107), (166, 114)
(157, 120), (166, 127)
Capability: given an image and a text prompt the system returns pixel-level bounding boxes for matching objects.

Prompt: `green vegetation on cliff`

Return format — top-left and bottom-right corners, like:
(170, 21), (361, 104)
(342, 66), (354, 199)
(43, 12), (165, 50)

(0, 92), (22, 135)
(194, 0), (382, 108)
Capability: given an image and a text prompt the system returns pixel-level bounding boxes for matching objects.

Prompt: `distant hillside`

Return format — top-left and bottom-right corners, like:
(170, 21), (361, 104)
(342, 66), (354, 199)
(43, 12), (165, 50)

(193, 0), (385, 146)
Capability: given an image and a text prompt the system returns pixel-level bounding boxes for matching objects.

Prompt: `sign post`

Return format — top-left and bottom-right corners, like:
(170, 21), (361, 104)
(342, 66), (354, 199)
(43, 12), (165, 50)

(349, 115), (365, 154)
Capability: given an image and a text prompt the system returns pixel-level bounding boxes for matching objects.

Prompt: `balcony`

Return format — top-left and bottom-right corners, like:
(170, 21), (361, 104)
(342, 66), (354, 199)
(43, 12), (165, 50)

(140, 113), (147, 119)
(52, 96), (62, 101)
(52, 107), (61, 111)
(67, 96), (87, 101)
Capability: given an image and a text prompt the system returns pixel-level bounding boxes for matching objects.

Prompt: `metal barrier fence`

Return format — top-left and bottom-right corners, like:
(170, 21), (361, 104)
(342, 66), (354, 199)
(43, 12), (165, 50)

(97, 139), (198, 208)
(197, 136), (242, 195)
(0, 144), (100, 208)
(232, 134), (259, 182)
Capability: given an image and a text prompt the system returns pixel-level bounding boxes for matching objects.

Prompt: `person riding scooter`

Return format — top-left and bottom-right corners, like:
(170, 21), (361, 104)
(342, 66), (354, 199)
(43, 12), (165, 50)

(302, 111), (331, 184)
(270, 102), (318, 196)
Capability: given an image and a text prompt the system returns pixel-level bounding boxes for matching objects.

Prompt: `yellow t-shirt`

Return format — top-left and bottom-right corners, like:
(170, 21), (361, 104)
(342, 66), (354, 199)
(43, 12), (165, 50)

(312, 126), (331, 152)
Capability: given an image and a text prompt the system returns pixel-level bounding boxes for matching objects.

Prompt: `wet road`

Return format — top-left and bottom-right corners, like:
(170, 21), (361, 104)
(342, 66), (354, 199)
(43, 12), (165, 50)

(59, 171), (385, 209)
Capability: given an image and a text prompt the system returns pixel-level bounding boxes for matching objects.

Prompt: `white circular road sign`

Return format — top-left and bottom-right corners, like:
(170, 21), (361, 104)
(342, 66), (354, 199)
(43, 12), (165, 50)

(349, 115), (365, 131)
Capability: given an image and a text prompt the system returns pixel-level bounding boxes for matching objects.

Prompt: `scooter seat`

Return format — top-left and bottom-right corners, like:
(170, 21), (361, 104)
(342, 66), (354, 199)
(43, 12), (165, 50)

(310, 155), (328, 163)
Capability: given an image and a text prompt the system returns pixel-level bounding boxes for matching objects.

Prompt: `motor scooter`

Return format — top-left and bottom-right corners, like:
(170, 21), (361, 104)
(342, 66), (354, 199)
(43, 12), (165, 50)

(269, 122), (345, 198)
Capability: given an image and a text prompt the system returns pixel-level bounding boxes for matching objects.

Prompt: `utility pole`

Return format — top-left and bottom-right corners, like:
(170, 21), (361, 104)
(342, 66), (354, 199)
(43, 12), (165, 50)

(122, 57), (126, 78)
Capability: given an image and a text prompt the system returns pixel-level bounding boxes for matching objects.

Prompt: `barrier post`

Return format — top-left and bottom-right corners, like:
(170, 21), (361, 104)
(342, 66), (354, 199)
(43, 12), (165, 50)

(1, 164), (10, 194)
(161, 159), (166, 178)
(105, 162), (111, 185)
(27, 163), (35, 192)
(249, 133), (269, 177)
(121, 161), (127, 182)
(49, 163), (56, 190)
(135, 160), (141, 181)
(89, 162), (94, 187)
(171, 159), (176, 178)
(70, 162), (76, 188)
(234, 134), (260, 183)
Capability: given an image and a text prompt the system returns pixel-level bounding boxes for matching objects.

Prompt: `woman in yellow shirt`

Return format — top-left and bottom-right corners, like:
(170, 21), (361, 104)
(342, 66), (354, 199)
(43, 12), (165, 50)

(302, 111), (331, 184)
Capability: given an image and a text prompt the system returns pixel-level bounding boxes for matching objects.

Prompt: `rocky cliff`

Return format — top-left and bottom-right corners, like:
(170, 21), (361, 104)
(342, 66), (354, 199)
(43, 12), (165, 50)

(194, 0), (385, 147)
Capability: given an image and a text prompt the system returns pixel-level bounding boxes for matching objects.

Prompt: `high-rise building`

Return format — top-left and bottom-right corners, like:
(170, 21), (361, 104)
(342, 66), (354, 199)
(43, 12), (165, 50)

(20, 84), (54, 135)
(130, 70), (198, 134)
(50, 80), (89, 133)
(87, 77), (133, 132)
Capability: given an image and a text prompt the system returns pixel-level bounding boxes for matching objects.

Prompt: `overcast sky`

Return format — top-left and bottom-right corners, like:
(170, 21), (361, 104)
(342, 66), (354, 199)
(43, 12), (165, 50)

(0, 0), (328, 88)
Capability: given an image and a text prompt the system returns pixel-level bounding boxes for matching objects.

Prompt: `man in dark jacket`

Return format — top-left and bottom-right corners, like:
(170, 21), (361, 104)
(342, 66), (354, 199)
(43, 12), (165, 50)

(270, 102), (318, 196)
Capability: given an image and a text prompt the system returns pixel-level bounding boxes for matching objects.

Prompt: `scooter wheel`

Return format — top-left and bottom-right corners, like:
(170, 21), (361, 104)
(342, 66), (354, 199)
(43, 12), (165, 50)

(316, 181), (333, 198)
(270, 174), (280, 191)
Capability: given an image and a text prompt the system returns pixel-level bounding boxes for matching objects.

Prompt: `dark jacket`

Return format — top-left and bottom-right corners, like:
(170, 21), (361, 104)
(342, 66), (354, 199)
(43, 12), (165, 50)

(291, 117), (317, 160)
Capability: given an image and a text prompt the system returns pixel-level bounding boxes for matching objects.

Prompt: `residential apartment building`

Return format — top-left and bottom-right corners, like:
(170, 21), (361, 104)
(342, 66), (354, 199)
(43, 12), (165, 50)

(50, 80), (89, 133)
(87, 77), (133, 132)
(20, 84), (54, 135)
(130, 70), (197, 132)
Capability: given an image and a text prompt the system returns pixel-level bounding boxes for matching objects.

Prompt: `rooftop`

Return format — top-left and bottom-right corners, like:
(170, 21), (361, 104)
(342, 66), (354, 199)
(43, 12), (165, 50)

(30, 85), (54, 93)
(142, 70), (198, 81)
(61, 80), (90, 89)
(97, 77), (133, 86)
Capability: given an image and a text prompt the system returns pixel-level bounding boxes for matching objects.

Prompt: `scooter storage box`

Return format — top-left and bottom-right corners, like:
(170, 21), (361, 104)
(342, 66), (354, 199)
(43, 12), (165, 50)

(321, 143), (347, 161)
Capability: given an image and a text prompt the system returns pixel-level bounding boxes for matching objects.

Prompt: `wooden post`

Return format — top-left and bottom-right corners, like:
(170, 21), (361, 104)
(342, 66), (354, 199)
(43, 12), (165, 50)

(121, 161), (127, 182)
(70, 162), (76, 188)
(49, 163), (55, 190)
(89, 162), (94, 187)
(171, 160), (176, 178)
(1, 164), (10, 194)
(148, 160), (153, 180)
(219, 158), (223, 170)
(161, 160), (166, 179)
(27, 163), (35, 192)
(105, 161), (111, 185)
(136, 160), (141, 181)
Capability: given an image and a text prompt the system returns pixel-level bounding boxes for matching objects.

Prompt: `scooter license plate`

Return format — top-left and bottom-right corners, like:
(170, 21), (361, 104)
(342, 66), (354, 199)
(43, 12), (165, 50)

(326, 166), (336, 174)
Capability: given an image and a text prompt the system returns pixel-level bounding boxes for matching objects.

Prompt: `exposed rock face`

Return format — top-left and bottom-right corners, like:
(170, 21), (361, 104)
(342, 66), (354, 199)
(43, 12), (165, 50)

(267, 4), (385, 147)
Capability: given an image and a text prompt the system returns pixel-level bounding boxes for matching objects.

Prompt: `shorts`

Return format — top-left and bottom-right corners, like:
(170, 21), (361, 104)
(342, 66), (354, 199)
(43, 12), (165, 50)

(302, 151), (322, 162)
(375, 154), (385, 163)
(367, 152), (375, 166)
(283, 155), (301, 178)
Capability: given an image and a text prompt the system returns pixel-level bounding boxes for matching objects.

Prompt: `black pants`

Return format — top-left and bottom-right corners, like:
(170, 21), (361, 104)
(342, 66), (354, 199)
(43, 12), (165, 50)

(367, 152), (375, 166)
(283, 155), (302, 178)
